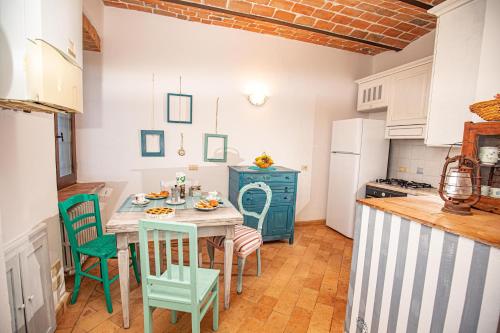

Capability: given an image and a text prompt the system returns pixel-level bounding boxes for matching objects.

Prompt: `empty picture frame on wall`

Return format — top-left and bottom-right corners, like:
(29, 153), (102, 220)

(166, 93), (193, 124)
(204, 134), (228, 162)
(141, 130), (165, 157)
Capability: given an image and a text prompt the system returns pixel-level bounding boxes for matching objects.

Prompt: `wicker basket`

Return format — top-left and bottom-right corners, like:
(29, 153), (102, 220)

(469, 96), (500, 121)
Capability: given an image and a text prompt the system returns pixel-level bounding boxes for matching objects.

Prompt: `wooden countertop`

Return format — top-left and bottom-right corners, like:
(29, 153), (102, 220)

(357, 196), (500, 248)
(57, 182), (105, 202)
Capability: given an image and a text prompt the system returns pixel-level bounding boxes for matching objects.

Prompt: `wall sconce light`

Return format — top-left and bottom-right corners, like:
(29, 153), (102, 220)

(248, 93), (268, 107)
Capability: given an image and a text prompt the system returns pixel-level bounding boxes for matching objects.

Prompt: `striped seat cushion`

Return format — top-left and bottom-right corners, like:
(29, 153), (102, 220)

(208, 225), (262, 258)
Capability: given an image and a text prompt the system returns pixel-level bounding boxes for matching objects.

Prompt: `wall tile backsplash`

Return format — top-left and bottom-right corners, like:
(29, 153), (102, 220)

(388, 140), (461, 188)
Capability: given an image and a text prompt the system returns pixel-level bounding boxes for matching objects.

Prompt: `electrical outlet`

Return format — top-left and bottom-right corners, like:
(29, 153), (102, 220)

(399, 166), (408, 173)
(301, 165), (308, 172)
(100, 187), (113, 197)
(188, 164), (199, 171)
(417, 167), (424, 175)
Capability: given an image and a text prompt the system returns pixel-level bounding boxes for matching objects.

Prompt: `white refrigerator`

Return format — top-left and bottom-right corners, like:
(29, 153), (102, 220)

(326, 118), (389, 238)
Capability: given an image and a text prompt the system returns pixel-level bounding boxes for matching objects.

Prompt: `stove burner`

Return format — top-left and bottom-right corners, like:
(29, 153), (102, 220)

(375, 178), (433, 189)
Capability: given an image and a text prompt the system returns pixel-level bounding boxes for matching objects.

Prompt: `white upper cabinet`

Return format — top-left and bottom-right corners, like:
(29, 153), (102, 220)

(425, 0), (500, 146)
(356, 78), (389, 111)
(386, 61), (432, 127)
(25, 0), (83, 66)
(356, 56), (433, 139)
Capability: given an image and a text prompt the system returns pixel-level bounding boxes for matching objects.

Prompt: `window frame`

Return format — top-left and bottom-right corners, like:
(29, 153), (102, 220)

(54, 113), (77, 190)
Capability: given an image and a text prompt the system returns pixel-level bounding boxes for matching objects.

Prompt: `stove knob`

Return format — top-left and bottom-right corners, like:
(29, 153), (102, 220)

(381, 192), (386, 197)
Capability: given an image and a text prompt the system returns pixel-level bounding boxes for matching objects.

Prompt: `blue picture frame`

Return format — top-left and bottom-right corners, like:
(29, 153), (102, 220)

(204, 133), (228, 162)
(141, 130), (165, 157)
(166, 93), (193, 124)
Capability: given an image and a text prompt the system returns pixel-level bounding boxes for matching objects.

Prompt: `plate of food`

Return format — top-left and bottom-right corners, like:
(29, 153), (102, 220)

(145, 207), (175, 219)
(195, 199), (220, 211)
(145, 191), (169, 200)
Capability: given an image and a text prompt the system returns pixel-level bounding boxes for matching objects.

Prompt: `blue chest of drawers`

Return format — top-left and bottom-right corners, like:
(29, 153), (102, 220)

(228, 166), (300, 244)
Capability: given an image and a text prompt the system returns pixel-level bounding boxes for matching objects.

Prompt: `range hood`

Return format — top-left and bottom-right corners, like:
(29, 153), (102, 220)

(0, 0), (83, 114)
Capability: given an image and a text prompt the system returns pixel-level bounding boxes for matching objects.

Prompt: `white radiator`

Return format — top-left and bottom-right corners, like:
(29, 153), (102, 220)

(60, 200), (98, 274)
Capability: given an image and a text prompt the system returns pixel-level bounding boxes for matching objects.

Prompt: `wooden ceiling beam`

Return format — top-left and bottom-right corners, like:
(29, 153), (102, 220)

(159, 0), (402, 51)
(394, 0), (433, 11)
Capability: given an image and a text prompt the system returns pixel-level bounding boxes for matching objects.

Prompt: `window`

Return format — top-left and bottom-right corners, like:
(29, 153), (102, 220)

(54, 113), (76, 189)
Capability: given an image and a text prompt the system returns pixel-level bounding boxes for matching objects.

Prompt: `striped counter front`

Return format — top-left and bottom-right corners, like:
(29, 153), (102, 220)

(345, 204), (500, 333)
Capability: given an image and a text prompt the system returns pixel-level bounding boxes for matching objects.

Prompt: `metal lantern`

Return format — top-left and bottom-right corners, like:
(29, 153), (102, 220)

(439, 155), (481, 215)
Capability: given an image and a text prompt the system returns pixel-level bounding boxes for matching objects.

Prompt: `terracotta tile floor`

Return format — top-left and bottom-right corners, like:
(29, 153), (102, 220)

(57, 224), (352, 333)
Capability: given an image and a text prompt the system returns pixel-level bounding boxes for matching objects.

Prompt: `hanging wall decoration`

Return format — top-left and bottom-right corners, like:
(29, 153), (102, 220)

(141, 73), (165, 157)
(166, 76), (193, 124)
(141, 130), (165, 157)
(204, 97), (228, 162)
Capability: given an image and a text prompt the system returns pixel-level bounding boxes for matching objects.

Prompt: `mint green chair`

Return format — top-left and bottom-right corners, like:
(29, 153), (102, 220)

(139, 220), (219, 333)
(207, 182), (272, 294)
(58, 194), (140, 313)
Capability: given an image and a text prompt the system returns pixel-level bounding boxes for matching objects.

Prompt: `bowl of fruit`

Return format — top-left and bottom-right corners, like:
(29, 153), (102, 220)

(253, 152), (274, 169)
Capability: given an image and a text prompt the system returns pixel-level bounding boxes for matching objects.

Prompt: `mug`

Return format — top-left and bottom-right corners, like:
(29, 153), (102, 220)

(481, 185), (491, 196)
(134, 193), (146, 203)
(479, 146), (499, 165)
(489, 187), (500, 198)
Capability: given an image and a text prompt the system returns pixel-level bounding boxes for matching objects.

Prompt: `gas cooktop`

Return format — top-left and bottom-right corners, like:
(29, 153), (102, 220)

(375, 178), (433, 189)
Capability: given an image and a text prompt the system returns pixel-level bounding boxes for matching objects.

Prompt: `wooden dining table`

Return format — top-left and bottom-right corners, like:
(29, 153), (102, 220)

(106, 195), (243, 329)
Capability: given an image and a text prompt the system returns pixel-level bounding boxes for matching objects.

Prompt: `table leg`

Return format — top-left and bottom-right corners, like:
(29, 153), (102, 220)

(224, 226), (235, 309)
(117, 233), (130, 328)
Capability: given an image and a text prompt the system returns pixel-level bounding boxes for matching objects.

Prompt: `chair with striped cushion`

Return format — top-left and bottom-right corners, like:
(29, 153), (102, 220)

(207, 182), (272, 294)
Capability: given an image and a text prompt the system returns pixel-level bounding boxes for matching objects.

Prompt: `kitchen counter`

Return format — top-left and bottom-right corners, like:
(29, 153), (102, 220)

(366, 181), (439, 196)
(357, 195), (500, 248)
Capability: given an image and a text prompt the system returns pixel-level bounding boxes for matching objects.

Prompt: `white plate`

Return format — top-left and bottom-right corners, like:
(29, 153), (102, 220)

(195, 205), (218, 211)
(165, 198), (186, 205)
(132, 199), (150, 206)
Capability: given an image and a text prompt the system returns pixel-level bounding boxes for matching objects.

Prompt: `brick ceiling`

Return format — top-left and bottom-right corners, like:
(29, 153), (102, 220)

(83, 14), (101, 51)
(102, 0), (444, 55)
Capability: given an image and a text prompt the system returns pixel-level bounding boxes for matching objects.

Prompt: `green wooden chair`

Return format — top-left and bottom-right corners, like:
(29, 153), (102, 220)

(138, 220), (219, 333)
(207, 182), (272, 294)
(58, 193), (140, 313)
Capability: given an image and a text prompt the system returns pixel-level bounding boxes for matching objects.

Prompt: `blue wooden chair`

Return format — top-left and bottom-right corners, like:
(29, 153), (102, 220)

(207, 182), (272, 294)
(58, 194), (140, 313)
(139, 220), (219, 333)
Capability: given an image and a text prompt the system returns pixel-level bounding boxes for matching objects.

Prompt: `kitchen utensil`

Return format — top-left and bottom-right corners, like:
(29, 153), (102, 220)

(439, 154), (481, 215)
(478, 146), (499, 165)
(170, 185), (181, 203)
(177, 133), (186, 156)
(189, 185), (202, 197)
(481, 185), (491, 196)
(132, 198), (150, 206)
(489, 187), (500, 198)
(134, 193), (147, 203)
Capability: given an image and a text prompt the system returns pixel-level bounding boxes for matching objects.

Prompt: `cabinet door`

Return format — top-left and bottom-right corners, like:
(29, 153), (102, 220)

(20, 235), (56, 333)
(425, 0), (486, 146)
(386, 63), (432, 126)
(25, 0), (83, 66)
(5, 255), (27, 333)
(265, 205), (294, 236)
(357, 78), (388, 111)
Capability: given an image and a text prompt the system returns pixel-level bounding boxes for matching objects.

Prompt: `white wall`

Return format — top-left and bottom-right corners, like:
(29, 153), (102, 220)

(0, 213), (12, 332)
(372, 31), (435, 73)
(77, 6), (372, 221)
(83, 0), (104, 36)
(388, 140), (461, 187)
(0, 110), (59, 243)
